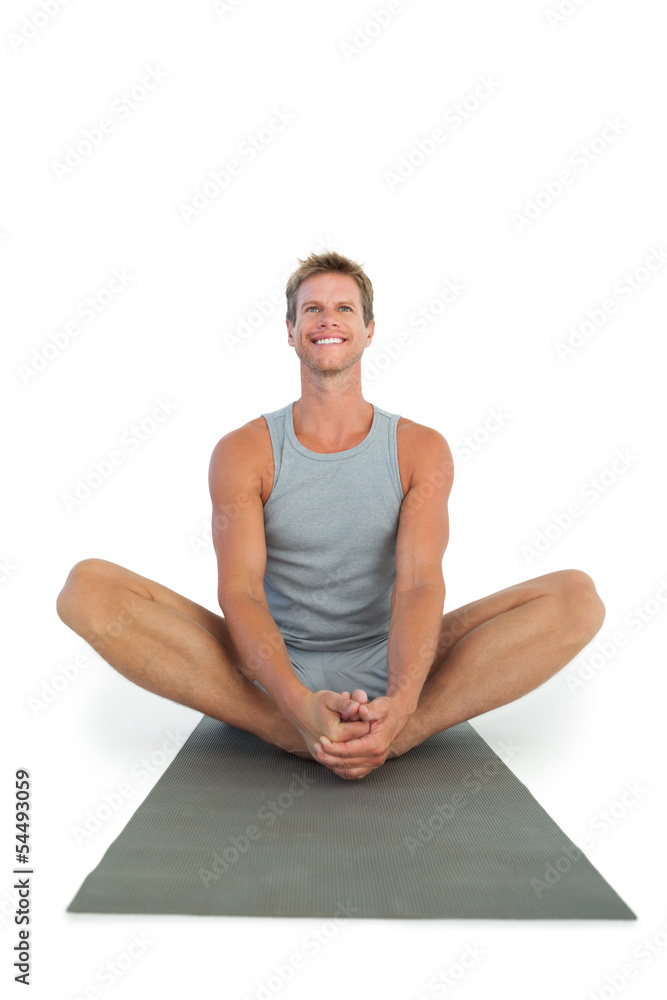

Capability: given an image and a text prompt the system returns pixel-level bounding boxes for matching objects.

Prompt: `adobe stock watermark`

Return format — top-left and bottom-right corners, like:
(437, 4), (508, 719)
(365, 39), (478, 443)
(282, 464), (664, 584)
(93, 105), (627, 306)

(7, 0), (74, 53)
(63, 575), (148, 662)
(60, 396), (180, 514)
(0, 557), (17, 586)
(51, 67), (168, 179)
(1, 883), (21, 933)
(188, 517), (216, 556)
(404, 738), (521, 855)
(240, 901), (360, 1000)
(555, 245), (667, 361)
(69, 731), (188, 846)
(530, 841), (586, 899)
(384, 75), (501, 191)
(178, 107), (296, 223)
(416, 942), (486, 1000)
(361, 277), (467, 383)
(199, 770), (316, 887)
(17, 268), (134, 386)
(531, 780), (647, 902)
(385, 603), (483, 710)
(339, 0), (421, 64)
(521, 447), (638, 565)
(583, 780), (648, 843)
(27, 650), (91, 717)
(565, 577), (667, 693)
(586, 914), (667, 1000)
(188, 458), (265, 557)
(220, 234), (339, 354)
(63, 933), (154, 998)
(545, 0), (593, 29)
(222, 272), (292, 354)
(212, 0), (250, 17)
(451, 406), (511, 464)
(510, 117), (628, 233)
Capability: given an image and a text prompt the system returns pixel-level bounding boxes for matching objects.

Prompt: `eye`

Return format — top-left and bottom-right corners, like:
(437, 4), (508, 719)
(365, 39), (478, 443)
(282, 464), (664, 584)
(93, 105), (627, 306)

(305, 306), (319, 311)
(340, 305), (352, 311)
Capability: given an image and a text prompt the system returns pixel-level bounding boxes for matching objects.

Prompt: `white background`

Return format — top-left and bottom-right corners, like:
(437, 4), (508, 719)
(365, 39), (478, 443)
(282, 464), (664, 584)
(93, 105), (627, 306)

(2, 0), (666, 997)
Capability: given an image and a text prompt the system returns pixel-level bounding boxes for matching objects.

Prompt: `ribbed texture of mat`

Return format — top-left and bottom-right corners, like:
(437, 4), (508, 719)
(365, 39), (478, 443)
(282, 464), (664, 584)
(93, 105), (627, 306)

(67, 717), (636, 919)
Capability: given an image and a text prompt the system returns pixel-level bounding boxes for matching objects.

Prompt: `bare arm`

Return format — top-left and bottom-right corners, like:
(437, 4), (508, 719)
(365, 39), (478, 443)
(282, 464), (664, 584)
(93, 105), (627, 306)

(386, 427), (454, 713)
(208, 426), (309, 722)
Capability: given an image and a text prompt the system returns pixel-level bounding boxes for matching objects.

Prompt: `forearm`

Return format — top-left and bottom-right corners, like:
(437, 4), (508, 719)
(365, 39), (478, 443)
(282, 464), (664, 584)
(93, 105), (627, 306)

(386, 583), (446, 713)
(218, 591), (310, 721)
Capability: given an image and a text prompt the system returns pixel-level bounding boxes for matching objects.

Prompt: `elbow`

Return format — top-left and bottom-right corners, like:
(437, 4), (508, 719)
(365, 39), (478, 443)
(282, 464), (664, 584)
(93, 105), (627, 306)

(218, 590), (240, 616)
(218, 584), (265, 616)
(393, 571), (445, 595)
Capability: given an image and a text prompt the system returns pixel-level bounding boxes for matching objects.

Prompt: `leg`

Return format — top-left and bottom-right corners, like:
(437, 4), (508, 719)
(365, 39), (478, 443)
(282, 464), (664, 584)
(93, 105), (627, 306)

(55, 558), (310, 755)
(388, 568), (606, 756)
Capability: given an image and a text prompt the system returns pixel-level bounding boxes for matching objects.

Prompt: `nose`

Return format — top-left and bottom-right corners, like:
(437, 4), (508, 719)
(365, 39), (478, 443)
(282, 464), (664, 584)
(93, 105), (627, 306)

(317, 308), (339, 327)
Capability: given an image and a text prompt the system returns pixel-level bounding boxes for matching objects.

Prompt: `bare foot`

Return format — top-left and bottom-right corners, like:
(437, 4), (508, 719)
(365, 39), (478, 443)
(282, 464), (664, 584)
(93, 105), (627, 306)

(268, 714), (311, 757)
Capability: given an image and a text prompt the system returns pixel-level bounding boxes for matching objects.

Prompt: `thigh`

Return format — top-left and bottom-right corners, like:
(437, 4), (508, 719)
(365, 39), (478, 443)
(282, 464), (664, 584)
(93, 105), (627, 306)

(427, 569), (578, 680)
(72, 557), (240, 665)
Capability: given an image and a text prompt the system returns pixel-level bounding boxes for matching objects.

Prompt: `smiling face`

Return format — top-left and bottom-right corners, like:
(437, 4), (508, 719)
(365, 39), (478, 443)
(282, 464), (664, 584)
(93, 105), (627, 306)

(286, 272), (375, 375)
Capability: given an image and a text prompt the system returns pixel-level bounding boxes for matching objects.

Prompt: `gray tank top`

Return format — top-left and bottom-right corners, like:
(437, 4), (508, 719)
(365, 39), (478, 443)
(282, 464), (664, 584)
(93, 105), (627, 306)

(260, 400), (404, 650)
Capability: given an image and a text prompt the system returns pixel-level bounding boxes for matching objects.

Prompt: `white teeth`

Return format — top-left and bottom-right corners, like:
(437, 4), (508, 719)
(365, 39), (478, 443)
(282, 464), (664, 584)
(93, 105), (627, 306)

(315, 338), (343, 344)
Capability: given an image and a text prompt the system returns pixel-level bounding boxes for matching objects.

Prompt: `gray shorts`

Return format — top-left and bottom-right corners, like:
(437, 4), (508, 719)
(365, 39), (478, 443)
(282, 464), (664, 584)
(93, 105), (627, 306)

(253, 634), (389, 701)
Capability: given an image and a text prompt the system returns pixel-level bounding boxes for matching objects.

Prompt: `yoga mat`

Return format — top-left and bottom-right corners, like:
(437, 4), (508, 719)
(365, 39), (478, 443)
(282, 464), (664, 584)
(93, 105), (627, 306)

(67, 717), (636, 919)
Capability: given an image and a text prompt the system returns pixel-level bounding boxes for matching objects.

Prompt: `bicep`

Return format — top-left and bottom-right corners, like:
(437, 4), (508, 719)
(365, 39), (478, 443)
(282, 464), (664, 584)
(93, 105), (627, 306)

(208, 432), (267, 606)
(394, 430), (454, 592)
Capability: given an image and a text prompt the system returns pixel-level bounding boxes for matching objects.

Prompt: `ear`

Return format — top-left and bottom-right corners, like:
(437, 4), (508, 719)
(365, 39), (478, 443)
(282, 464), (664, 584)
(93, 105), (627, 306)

(365, 318), (375, 344)
(286, 317), (294, 344)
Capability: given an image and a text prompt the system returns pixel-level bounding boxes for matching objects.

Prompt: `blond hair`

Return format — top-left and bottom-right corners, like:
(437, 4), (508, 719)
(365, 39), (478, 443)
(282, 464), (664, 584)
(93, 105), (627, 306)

(285, 250), (374, 327)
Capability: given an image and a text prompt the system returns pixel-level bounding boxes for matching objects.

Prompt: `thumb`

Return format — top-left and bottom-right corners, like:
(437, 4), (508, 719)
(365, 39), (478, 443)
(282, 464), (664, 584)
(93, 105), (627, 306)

(356, 698), (383, 722)
(325, 691), (356, 714)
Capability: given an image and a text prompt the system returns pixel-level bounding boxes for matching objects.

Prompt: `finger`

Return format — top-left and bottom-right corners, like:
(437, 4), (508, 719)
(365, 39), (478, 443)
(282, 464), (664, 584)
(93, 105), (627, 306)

(342, 690), (369, 721)
(332, 692), (359, 718)
(339, 690), (371, 721)
(321, 749), (384, 771)
(323, 752), (376, 772)
(319, 733), (377, 761)
(355, 697), (387, 723)
(331, 719), (370, 741)
(325, 725), (377, 751)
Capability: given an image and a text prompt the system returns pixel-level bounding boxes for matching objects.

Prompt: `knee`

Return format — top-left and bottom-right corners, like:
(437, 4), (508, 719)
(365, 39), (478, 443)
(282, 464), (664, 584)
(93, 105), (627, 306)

(56, 558), (119, 627)
(552, 568), (606, 641)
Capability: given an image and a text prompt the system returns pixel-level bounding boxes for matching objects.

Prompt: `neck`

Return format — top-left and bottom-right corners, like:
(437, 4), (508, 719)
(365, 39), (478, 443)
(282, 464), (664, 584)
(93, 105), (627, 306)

(293, 388), (373, 450)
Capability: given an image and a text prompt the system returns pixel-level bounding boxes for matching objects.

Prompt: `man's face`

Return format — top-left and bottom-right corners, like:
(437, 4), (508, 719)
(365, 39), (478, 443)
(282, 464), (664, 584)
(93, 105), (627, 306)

(286, 272), (375, 375)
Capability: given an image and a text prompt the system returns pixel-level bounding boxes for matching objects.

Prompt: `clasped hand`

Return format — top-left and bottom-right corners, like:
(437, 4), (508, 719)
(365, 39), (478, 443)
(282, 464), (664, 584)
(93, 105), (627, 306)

(293, 688), (411, 780)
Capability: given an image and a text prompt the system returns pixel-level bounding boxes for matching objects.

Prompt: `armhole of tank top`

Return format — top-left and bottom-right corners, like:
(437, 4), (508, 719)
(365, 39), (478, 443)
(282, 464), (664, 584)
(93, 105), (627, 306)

(388, 413), (404, 504)
(262, 412), (283, 506)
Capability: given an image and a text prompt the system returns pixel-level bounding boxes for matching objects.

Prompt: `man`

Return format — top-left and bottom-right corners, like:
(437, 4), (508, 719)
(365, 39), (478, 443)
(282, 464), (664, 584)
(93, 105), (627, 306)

(56, 250), (606, 781)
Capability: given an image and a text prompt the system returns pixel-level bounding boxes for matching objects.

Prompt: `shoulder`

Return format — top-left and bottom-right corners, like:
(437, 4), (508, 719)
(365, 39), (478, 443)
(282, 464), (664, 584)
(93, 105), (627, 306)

(209, 415), (268, 460)
(208, 416), (274, 499)
(396, 416), (454, 496)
